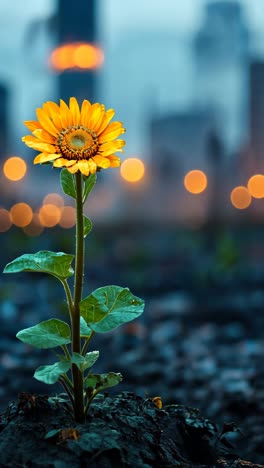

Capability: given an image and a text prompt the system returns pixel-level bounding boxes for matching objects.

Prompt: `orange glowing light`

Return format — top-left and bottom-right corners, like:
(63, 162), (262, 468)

(184, 170), (207, 194)
(38, 204), (61, 227)
(43, 193), (64, 208)
(230, 186), (252, 209)
(10, 203), (33, 227)
(120, 158), (145, 183)
(247, 174), (264, 199)
(0, 208), (12, 232)
(3, 157), (27, 181)
(23, 214), (43, 237)
(73, 44), (104, 69)
(49, 44), (76, 71)
(59, 206), (76, 228)
(50, 43), (104, 71)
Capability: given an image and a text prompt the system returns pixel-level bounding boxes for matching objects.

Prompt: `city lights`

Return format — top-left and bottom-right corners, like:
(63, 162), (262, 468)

(3, 157), (27, 181)
(43, 193), (64, 208)
(184, 170), (208, 194)
(49, 42), (104, 71)
(0, 208), (12, 232)
(120, 158), (145, 183)
(73, 44), (104, 69)
(23, 214), (43, 237)
(38, 204), (61, 228)
(230, 186), (252, 209)
(247, 174), (264, 199)
(10, 203), (33, 227)
(59, 206), (76, 228)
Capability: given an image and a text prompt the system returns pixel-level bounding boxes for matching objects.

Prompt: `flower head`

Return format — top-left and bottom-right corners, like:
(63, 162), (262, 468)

(22, 98), (126, 176)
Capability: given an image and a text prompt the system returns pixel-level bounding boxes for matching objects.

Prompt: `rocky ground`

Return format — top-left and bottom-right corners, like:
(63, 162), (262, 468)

(0, 226), (263, 465)
(0, 273), (263, 465)
(0, 392), (263, 467)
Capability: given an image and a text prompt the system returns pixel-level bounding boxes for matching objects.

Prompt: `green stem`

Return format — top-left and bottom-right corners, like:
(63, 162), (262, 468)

(58, 377), (74, 407)
(81, 331), (95, 356)
(72, 171), (85, 423)
(84, 388), (100, 416)
(61, 344), (71, 361)
(61, 279), (74, 320)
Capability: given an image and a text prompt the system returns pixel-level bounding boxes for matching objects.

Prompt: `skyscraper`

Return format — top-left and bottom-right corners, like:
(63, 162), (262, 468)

(193, 1), (249, 152)
(0, 84), (9, 160)
(57, 0), (97, 102)
(249, 61), (264, 172)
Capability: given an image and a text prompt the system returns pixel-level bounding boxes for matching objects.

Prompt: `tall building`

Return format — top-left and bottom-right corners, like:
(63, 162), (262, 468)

(193, 1), (249, 152)
(148, 109), (222, 223)
(151, 109), (219, 178)
(0, 84), (9, 160)
(57, 0), (97, 102)
(249, 61), (264, 173)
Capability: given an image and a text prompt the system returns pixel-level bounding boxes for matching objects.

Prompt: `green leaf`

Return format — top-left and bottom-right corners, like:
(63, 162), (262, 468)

(80, 286), (145, 333)
(34, 361), (71, 384)
(16, 319), (71, 349)
(82, 173), (97, 203)
(3, 251), (74, 280)
(44, 429), (61, 440)
(84, 372), (122, 392)
(60, 169), (76, 199)
(71, 351), (99, 371)
(80, 317), (92, 337)
(83, 216), (93, 238)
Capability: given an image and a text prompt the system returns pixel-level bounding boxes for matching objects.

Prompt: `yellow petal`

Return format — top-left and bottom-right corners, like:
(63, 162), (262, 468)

(66, 163), (79, 174)
(98, 122), (125, 143)
(92, 155), (110, 169)
(33, 129), (56, 144)
(86, 103), (101, 129)
(53, 158), (76, 168)
(77, 160), (90, 176)
(107, 155), (121, 168)
(22, 135), (56, 153)
(80, 100), (92, 127)
(100, 139), (125, 156)
(34, 153), (61, 164)
(36, 108), (59, 137)
(43, 101), (62, 130)
(69, 97), (80, 126)
(100, 139), (125, 152)
(90, 105), (105, 133)
(88, 159), (97, 173)
(24, 120), (42, 132)
(97, 109), (115, 135)
(60, 99), (72, 127)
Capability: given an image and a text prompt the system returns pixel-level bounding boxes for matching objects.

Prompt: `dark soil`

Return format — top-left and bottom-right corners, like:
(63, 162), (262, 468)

(0, 392), (263, 467)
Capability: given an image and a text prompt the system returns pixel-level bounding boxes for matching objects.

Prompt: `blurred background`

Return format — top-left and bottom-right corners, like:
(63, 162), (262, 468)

(0, 0), (263, 462)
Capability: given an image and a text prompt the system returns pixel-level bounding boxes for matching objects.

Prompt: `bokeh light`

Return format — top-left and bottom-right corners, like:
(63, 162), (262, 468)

(184, 170), (208, 194)
(3, 157), (27, 181)
(10, 203), (33, 227)
(247, 174), (264, 199)
(59, 206), (76, 228)
(73, 44), (104, 69)
(50, 43), (104, 71)
(23, 214), (44, 237)
(38, 204), (61, 227)
(49, 44), (76, 71)
(0, 208), (12, 232)
(120, 158), (145, 183)
(43, 193), (64, 208)
(230, 186), (252, 209)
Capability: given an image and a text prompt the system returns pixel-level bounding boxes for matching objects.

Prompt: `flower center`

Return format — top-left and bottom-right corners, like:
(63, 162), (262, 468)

(56, 125), (98, 160)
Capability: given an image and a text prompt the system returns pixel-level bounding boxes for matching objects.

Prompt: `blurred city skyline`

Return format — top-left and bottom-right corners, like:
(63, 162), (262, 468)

(0, 0), (263, 228)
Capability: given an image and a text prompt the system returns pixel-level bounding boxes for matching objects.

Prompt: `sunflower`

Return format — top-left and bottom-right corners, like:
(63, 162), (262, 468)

(22, 98), (126, 176)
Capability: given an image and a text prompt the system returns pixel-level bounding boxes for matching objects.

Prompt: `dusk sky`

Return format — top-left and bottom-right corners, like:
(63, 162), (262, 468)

(1, 0), (264, 157)
(1, 0), (264, 40)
